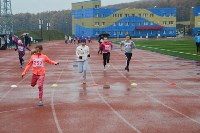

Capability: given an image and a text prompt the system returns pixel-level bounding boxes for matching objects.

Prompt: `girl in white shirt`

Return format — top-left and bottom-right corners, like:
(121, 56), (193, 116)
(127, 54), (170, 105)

(76, 39), (90, 84)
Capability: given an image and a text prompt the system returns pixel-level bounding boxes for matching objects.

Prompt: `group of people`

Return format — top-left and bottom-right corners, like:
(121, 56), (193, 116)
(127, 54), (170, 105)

(15, 34), (136, 106)
(65, 36), (92, 44)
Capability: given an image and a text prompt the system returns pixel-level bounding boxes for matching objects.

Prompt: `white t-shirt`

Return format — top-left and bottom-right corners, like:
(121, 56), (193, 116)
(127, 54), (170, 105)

(76, 45), (90, 61)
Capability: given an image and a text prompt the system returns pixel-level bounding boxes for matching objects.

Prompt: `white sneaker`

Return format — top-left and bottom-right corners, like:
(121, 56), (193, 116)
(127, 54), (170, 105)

(104, 67), (106, 71)
(106, 64), (110, 69)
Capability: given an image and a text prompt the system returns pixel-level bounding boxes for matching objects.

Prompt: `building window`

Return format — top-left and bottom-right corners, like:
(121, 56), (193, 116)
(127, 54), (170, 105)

(138, 31), (141, 34)
(115, 14), (117, 17)
(169, 21), (174, 25)
(126, 31), (129, 35)
(119, 31), (123, 35)
(138, 22), (141, 26)
(125, 22), (130, 26)
(95, 5), (99, 8)
(150, 22), (154, 25)
(198, 13), (200, 16)
(82, 14), (84, 18)
(95, 31), (99, 35)
(163, 13), (166, 17)
(163, 21), (167, 25)
(81, 6), (83, 9)
(132, 22), (135, 26)
(150, 14), (154, 17)
(132, 14), (135, 17)
(82, 31), (84, 35)
(143, 13), (148, 18)
(120, 14), (123, 17)
(198, 21), (200, 25)
(113, 22), (116, 26)
(144, 22), (148, 25)
(114, 31), (117, 35)
(96, 14), (99, 18)
(95, 22), (99, 26)
(169, 30), (174, 34)
(119, 22), (123, 26)
(132, 31), (135, 34)
(170, 13), (174, 17)
(102, 22), (105, 26)
(125, 14), (129, 17)
(102, 14), (105, 17)
(163, 30), (166, 34)
(150, 31), (153, 34)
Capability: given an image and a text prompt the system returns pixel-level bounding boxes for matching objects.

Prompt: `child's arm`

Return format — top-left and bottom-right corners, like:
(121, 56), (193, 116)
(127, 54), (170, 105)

(120, 41), (123, 51)
(14, 45), (18, 51)
(25, 46), (31, 51)
(110, 42), (113, 50)
(45, 55), (59, 65)
(22, 57), (33, 78)
(132, 42), (136, 49)
(87, 47), (90, 57)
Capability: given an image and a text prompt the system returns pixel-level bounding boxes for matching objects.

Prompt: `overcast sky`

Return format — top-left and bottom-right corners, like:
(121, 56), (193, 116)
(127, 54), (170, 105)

(12, 0), (138, 14)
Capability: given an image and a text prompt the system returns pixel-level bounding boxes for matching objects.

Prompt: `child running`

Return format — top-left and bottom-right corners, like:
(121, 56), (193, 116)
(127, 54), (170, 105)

(15, 40), (31, 68)
(101, 37), (113, 71)
(120, 34), (136, 72)
(76, 38), (90, 84)
(22, 44), (59, 106)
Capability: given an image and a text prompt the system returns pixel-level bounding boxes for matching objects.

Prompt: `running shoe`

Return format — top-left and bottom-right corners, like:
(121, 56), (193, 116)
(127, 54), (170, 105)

(37, 101), (43, 106)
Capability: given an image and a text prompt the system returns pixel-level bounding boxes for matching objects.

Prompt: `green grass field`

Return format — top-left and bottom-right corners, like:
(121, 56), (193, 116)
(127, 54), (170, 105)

(115, 39), (200, 61)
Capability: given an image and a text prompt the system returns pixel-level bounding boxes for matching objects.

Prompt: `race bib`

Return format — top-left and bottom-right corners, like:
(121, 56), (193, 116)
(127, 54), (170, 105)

(124, 43), (132, 48)
(105, 45), (110, 50)
(18, 46), (24, 52)
(33, 58), (44, 68)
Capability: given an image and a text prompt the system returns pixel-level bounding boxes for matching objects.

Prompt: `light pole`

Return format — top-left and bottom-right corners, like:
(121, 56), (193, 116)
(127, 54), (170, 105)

(39, 19), (43, 40)
(47, 22), (50, 41)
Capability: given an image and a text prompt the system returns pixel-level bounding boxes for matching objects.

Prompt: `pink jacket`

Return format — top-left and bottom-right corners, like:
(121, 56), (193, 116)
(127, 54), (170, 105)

(22, 53), (58, 76)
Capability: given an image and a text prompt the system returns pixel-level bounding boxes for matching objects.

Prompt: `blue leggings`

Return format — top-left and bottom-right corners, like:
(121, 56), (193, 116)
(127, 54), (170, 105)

(78, 60), (88, 80)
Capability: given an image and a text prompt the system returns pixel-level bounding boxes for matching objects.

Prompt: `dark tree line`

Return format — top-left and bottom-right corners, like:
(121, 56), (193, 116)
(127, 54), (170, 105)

(13, 10), (72, 34)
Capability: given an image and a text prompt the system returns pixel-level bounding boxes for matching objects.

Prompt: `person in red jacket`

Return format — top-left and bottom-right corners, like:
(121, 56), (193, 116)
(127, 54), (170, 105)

(101, 37), (113, 71)
(15, 40), (31, 68)
(22, 44), (59, 106)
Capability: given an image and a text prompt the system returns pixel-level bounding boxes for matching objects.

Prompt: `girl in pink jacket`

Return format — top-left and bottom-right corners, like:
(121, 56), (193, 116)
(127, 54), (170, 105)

(22, 44), (59, 106)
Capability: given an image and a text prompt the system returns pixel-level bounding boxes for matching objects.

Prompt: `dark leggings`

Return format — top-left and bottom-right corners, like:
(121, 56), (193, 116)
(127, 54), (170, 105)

(19, 54), (24, 65)
(103, 52), (110, 67)
(196, 43), (200, 53)
(125, 53), (132, 68)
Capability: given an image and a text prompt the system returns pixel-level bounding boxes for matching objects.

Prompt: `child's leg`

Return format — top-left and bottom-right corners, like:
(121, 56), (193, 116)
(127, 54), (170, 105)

(83, 60), (88, 80)
(78, 61), (83, 73)
(37, 75), (45, 101)
(125, 53), (132, 68)
(103, 53), (107, 68)
(107, 52), (110, 64)
(31, 74), (39, 87)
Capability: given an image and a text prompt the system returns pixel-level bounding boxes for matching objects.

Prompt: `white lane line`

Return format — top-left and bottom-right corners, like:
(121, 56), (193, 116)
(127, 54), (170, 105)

(88, 63), (141, 133)
(0, 74), (31, 102)
(111, 60), (200, 126)
(50, 46), (68, 133)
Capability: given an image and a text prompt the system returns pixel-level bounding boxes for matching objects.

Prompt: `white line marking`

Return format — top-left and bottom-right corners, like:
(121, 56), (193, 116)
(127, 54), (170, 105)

(111, 53), (200, 125)
(88, 63), (141, 133)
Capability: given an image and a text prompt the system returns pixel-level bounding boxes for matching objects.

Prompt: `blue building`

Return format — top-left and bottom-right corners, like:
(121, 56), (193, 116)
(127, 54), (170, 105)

(72, 0), (177, 38)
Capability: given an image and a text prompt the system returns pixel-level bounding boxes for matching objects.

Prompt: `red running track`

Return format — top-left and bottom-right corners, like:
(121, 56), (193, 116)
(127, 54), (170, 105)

(0, 40), (200, 133)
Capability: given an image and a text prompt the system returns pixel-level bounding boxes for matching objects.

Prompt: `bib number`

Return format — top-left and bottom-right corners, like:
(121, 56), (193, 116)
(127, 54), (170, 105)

(33, 58), (44, 68)
(105, 45), (110, 50)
